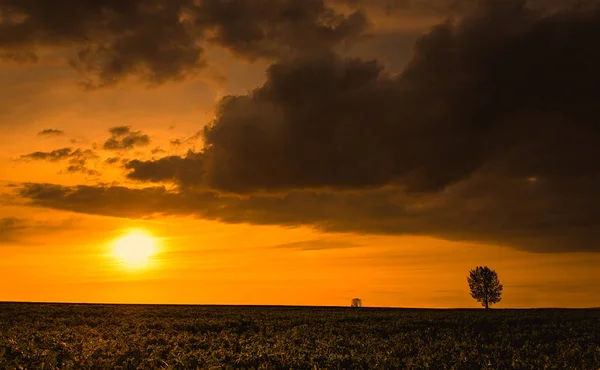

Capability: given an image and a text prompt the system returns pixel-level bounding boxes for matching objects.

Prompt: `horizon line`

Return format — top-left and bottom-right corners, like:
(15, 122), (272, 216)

(1, 301), (598, 310)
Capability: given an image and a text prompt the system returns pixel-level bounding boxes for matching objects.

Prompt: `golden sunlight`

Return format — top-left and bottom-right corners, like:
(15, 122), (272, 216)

(112, 231), (158, 268)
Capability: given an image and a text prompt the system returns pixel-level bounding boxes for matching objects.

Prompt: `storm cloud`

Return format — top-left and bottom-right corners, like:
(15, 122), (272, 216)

(0, 0), (367, 87)
(125, 0), (600, 194)
(12, 0), (600, 253)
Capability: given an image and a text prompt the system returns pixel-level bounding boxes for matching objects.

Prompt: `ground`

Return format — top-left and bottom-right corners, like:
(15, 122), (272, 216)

(1, 303), (599, 369)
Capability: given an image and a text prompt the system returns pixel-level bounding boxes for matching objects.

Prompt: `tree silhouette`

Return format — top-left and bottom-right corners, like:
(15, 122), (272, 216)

(467, 266), (503, 309)
(351, 298), (362, 308)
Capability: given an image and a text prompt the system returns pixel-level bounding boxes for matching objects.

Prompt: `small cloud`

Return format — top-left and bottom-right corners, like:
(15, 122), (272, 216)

(105, 157), (121, 165)
(109, 126), (131, 137)
(63, 149), (100, 176)
(70, 138), (90, 145)
(103, 126), (150, 151)
(37, 129), (65, 137)
(151, 147), (166, 155)
(65, 165), (100, 177)
(169, 132), (201, 147)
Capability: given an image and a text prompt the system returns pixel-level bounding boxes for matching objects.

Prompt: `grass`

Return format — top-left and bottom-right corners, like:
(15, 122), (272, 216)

(1, 303), (599, 369)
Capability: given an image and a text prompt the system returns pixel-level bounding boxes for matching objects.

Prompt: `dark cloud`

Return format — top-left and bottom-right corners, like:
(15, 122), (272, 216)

(151, 147), (167, 155)
(333, 0), (463, 17)
(193, 0), (368, 60)
(103, 126), (150, 150)
(0, 0), (203, 88)
(104, 157), (121, 165)
(108, 126), (132, 136)
(201, 55), (397, 193)
(20, 148), (99, 176)
(18, 183), (188, 219)
(125, 151), (204, 186)
(201, 0), (600, 193)
(15, 178), (600, 253)
(21, 148), (73, 162)
(110, 0), (600, 253)
(12, 0), (600, 254)
(336, 0), (587, 15)
(122, 0), (600, 193)
(37, 129), (64, 136)
(0, 0), (367, 88)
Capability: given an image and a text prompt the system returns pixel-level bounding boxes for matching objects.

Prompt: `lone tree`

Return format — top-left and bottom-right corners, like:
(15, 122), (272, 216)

(467, 266), (503, 309)
(351, 298), (362, 308)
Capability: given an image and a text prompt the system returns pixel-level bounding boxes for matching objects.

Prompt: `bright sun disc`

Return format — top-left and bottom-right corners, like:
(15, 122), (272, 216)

(113, 231), (157, 267)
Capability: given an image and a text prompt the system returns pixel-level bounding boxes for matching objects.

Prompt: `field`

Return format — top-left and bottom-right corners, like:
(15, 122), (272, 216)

(0, 303), (599, 369)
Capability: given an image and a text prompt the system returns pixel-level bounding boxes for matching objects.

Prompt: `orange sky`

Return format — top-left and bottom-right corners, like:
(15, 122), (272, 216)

(1, 0), (599, 308)
(2, 206), (599, 307)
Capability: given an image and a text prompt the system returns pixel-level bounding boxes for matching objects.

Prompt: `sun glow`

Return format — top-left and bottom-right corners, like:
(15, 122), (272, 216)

(112, 231), (158, 268)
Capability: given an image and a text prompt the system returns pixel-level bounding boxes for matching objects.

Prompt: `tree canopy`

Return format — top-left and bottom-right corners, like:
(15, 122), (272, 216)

(467, 266), (503, 309)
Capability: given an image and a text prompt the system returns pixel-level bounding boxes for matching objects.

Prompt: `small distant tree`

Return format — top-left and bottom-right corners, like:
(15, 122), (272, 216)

(351, 298), (362, 308)
(467, 266), (503, 309)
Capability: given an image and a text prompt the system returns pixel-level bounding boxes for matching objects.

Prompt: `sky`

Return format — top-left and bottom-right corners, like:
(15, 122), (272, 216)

(1, 0), (599, 308)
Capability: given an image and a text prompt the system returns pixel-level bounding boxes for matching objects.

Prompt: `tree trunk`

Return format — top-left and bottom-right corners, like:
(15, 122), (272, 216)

(485, 300), (489, 309)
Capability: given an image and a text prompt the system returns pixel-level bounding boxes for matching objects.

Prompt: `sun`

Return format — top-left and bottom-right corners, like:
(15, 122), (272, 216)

(112, 231), (158, 268)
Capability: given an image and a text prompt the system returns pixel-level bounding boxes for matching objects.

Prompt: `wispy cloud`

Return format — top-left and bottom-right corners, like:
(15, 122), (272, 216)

(37, 129), (64, 137)
(0, 217), (79, 245)
(20, 148), (99, 176)
(270, 239), (361, 251)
